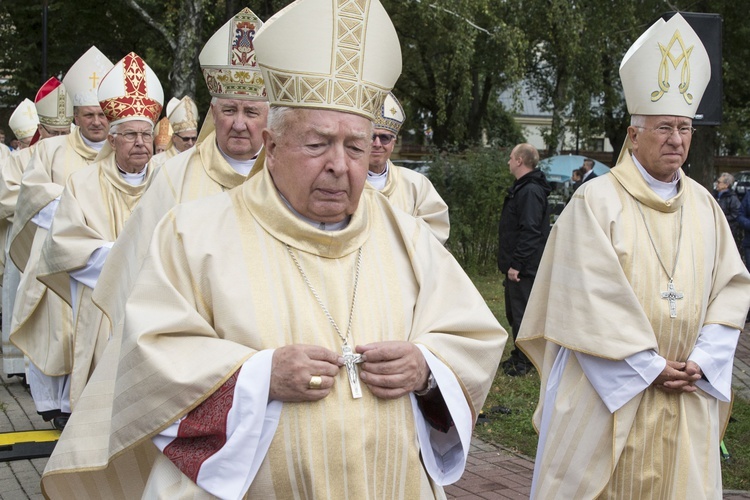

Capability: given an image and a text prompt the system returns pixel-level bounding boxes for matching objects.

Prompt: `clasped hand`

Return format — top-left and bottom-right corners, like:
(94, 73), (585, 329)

(269, 341), (429, 402)
(652, 360), (703, 393)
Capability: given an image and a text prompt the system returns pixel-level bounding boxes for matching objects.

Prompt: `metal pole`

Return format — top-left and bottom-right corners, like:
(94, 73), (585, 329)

(42, 0), (48, 83)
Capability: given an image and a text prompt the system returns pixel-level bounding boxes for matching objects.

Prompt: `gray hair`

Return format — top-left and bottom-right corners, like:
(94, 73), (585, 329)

(108, 122), (154, 136)
(266, 106), (374, 139)
(630, 115), (647, 128)
(719, 172), (735, 185)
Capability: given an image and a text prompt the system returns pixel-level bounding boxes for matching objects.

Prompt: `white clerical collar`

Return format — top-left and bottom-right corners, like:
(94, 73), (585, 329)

(366, 162), (389, 191)
(278, 193), (350, 231)
(117, 164), (148, 186)
(632, 154), (680, 201)
(80, 130), (106, 151)
(217, 143), (259, 176)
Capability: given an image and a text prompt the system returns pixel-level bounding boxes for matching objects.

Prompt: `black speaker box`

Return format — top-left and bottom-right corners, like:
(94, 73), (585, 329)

(661, 12), (723, 126)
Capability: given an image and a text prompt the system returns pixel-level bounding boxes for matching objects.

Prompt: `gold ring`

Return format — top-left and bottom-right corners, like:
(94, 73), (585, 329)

(309, 375), (322, 390)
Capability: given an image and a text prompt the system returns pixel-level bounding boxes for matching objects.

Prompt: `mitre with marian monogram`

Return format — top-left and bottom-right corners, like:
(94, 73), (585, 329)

(34, 77), (74, 128)
(374, 92), (405, 134)
(98, 52), (164, 126)
(63, 46), (114, 107)
(166, 95), (199, 133)
(254, 0), (402, 120)
(8, 99), (39, 140)
(199, 7), (266, 100)
(620, 13), (710, 118)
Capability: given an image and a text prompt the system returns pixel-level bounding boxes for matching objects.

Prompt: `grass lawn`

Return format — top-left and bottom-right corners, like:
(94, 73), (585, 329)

(469, 271), (750, 490)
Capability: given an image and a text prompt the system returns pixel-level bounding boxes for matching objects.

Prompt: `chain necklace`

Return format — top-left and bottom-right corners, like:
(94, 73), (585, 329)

(286, 244), (364, 398)
(635, 202), (684, 318)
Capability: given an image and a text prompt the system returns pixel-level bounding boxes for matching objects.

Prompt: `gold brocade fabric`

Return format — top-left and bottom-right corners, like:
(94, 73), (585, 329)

(368, 160), (450, 244)
(517, 154), (750, 499)
(41, 166), (505, 499)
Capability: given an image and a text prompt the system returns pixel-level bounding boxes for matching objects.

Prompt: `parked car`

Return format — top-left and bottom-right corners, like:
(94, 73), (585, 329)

(391, 159), (431, 175)
(733, 171), (750, 196)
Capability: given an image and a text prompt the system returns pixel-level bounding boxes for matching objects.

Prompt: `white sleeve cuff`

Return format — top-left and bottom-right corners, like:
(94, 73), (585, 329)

(31, 197), (61, 230)
(410, 344), (472, 485)
(576, 350), (666, 413)
(689, 323), (739, 402)
(69, 242), (114, 290)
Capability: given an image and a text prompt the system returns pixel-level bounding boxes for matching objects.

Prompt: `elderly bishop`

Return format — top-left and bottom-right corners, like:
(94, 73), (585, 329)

(41, 0), (506, 498)
(518, 14), (750, 499)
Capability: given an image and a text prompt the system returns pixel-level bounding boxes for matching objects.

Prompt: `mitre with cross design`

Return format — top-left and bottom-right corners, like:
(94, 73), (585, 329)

(253, 0), (402, 121)
(620, 13), (710, 118)
(63, 46), (114, 107)
(97, 52), (164, 126)
(374, 92), (405, 134)
(8, 99), (39, 141)
(199, 7), (266, 100)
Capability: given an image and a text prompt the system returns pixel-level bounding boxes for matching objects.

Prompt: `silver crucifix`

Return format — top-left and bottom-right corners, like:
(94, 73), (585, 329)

(661, 279), (684, 319)
(342, 344), (363, 399)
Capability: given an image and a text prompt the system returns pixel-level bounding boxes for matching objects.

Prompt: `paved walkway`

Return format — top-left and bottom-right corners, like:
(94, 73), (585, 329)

(2, 326), (750, 499)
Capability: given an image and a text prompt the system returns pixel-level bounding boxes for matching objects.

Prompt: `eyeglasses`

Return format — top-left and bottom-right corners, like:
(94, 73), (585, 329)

(113, 131), (154, 142)
(636, 125), (696, 137)
(174, 133), (198, 143)
(372, 133), (396, 145)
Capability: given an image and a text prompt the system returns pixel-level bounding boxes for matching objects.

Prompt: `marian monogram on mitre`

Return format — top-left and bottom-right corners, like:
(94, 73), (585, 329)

(652, 29), (695, 105)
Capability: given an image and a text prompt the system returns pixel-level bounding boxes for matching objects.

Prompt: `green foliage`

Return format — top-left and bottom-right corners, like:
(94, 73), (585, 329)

(723, 397), (750, 490)
(429, 147), (515, 273)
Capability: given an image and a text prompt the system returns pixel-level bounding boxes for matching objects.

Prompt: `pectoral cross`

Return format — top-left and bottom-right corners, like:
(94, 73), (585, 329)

(661, 279), (683, 319)
(342, 344), (363, 399)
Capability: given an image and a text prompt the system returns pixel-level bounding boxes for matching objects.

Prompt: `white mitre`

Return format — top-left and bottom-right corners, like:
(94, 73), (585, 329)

(98, 52), (164, 127)
(9, 99), (39, 140)
(63, 46), (115, 107)
(620, 13), (710, 118)
(35, 77), (74, 128)
(167, 95), (199, 133)
(374, 92), (405, 134)
(254, 0), (402, 120)
(199, 7), (265, 100)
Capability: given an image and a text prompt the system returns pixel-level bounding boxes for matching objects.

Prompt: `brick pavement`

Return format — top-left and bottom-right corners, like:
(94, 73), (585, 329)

(2, 324), (750, 499)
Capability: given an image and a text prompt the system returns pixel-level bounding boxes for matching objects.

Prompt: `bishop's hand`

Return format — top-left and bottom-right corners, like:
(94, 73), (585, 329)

(356, 341), (429, 399)
(269, 344), (342, 402)
(653, 359), (702, 393)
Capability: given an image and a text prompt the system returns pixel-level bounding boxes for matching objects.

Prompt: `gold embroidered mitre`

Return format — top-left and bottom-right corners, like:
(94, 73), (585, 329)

(166, 96), (199, 133)
(154, 117), (173, 148)
(9, 99), (39, 140)
(199, 7), (266, 100)
(374, 92), (405, 133)
(98, 52), (164, 126)
(620, 13), (710, 118)
(34, 77), (74, 128)
(63, 46), (114, 107)
(254, 0), (402, 120)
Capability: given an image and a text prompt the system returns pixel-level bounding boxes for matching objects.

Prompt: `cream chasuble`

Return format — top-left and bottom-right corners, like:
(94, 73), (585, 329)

(367, 160), (450, 244)
(91, 130), (257, 335)
(0, 146), (34, 375)
(517, 154), (750, 499)
(9, 128), (98, 271)
(149, 144), (180, 171)
(35, 155), (153, 409)
(7, 131), (100, 376)
(41, 166), (505, 499)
